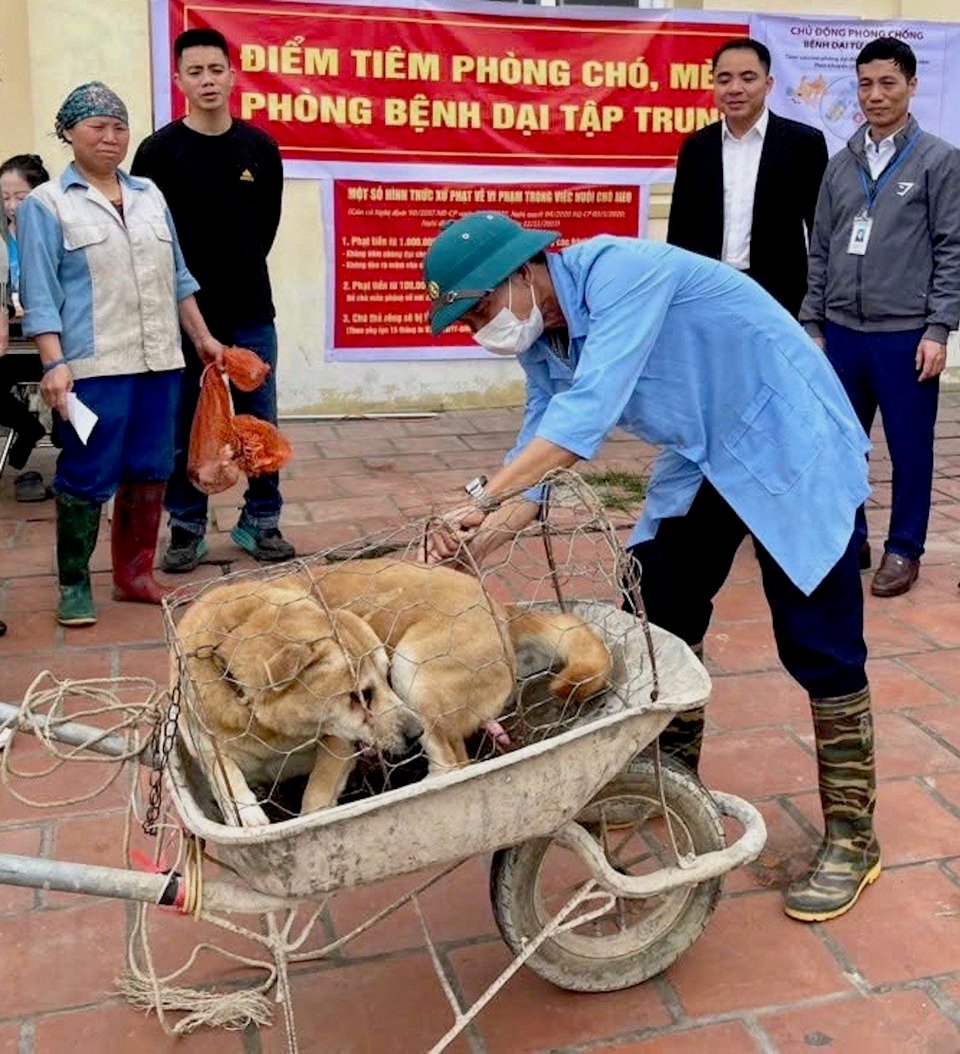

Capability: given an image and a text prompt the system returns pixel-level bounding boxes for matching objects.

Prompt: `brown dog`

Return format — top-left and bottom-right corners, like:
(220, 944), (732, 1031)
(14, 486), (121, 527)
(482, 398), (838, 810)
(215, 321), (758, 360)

(174, 559), (612, 825)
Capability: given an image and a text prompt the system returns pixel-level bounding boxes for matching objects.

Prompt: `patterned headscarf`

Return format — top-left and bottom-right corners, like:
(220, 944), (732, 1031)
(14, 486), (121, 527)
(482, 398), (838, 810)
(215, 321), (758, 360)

(55, 82), (129, 142)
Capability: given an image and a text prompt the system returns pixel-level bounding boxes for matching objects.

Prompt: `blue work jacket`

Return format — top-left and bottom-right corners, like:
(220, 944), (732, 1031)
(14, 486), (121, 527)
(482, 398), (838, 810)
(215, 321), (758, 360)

(18, 164), (197, 381)
(507, 237), (870, 595)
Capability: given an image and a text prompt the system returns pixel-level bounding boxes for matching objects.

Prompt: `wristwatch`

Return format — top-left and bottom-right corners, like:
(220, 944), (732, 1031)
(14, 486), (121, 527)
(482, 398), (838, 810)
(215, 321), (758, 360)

(464, 475), (500, 513)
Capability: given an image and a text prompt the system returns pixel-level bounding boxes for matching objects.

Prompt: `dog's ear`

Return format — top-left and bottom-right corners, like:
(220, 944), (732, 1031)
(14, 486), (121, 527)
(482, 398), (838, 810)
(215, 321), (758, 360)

(212, 598), (333, 695)
(338, 587), (403, 624)
(257, 636), (335, 692)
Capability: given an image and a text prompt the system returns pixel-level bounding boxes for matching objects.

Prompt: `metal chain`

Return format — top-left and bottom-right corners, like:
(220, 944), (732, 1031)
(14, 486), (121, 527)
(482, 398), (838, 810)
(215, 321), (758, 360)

(538, 484), (568, 614)
(143, 682), (181, 836)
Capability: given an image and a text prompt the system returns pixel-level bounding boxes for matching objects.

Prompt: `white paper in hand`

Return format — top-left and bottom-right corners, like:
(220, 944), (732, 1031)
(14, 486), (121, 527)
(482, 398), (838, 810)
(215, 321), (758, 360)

(65, 392), (98, 445)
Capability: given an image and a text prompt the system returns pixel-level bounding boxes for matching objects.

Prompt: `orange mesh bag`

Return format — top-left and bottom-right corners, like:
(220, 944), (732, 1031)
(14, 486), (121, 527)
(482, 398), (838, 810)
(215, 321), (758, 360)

(222, 345), (271, 392)
(186, 349), (291, 494)
(233, 415), (293, 475)
(187, 364), (240, 495)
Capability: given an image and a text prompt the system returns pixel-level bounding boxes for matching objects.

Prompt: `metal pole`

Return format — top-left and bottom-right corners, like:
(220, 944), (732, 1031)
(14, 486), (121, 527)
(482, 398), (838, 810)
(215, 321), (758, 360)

(0, 852), (296, 914)
(0, 701), (152, 763)
(0, 852), (178, 905)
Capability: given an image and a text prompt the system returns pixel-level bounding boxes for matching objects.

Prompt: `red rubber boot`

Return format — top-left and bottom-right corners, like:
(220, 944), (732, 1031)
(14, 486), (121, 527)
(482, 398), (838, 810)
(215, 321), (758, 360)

(111, 481), (172, 604)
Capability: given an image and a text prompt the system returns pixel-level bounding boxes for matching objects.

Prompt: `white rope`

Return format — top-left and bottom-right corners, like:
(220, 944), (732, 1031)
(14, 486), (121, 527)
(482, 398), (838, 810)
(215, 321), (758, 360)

(427, 882), (616, 1054)
(0, 672), (160, 807)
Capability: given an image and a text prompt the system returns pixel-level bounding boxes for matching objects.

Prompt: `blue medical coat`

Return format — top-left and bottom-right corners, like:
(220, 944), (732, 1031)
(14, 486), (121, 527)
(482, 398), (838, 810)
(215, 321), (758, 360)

(507, 237), (871, 596)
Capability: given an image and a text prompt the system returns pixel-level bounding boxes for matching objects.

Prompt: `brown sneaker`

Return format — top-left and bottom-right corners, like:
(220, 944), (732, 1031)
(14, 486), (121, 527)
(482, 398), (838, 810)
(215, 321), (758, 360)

(870, 552), (919, 597)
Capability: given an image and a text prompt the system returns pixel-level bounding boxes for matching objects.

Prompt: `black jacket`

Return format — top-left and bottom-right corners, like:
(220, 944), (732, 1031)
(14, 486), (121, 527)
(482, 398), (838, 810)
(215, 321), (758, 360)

(667, 112), (828, 317)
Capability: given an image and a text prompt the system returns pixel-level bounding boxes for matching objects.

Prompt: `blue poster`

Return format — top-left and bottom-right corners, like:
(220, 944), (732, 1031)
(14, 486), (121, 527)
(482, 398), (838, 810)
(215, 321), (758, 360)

(752, 15), (950, 153)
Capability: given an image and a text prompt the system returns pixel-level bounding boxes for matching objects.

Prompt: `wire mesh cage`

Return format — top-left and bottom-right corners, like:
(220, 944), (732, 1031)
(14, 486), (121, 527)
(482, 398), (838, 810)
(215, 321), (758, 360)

(163, 470), (660, 830)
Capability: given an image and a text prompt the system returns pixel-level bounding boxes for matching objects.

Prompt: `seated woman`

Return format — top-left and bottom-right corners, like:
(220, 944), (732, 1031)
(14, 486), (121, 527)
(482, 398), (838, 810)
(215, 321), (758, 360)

(0, 227), (9, 636)
(17, 82), (223, 627)
(0, 153), (51, 502)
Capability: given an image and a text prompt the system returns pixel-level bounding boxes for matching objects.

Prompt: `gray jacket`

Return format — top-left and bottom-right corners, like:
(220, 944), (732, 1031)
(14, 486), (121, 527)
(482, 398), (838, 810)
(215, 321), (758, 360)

(800, 116), (960, 343)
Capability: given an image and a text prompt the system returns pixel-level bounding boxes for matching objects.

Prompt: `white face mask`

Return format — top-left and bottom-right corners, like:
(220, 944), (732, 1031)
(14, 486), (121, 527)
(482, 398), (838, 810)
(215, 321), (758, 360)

(473, 279), (544, 356)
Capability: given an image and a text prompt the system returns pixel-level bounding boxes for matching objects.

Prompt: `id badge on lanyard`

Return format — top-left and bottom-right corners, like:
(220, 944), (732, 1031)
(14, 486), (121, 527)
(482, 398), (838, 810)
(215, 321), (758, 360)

(848, 131), (921, 257)
(848, 213), (873, 255)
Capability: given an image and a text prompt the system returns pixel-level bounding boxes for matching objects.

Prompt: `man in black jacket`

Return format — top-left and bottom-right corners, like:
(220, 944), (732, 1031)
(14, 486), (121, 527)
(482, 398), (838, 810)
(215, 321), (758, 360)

(132, 27), (294, 570)
(667, 38), (828, 318)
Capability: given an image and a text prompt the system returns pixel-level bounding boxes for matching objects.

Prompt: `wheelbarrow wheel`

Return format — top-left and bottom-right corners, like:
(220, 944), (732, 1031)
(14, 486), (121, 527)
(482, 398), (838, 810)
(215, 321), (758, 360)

(489, 754), (725, 992)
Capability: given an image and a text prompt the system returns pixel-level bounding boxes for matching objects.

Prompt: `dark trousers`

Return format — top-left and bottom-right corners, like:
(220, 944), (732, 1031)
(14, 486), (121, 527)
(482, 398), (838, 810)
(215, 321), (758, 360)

(626, 481), (867, 700)
(53, 370), (182, 503)
(0, 351), (42, 430)
(824, 322), (939, 560)
(165, 321), (282, 536)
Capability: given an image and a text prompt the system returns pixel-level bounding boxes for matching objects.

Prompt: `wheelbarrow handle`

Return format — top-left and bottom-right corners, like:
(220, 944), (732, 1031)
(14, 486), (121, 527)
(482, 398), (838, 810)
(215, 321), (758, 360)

(0, 851), (294, 914)
(0, 701), (155, 765)
(552, 791), (767, 899)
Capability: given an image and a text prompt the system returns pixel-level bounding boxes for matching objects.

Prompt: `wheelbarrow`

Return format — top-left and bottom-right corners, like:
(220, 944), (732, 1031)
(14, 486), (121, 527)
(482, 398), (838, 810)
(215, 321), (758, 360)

(0, 600), (766, 1052)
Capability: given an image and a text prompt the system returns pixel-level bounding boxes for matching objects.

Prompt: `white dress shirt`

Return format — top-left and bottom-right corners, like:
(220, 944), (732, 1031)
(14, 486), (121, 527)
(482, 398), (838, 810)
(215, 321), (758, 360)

(721, 108), (769, 271)
(864, 126), (902, 180)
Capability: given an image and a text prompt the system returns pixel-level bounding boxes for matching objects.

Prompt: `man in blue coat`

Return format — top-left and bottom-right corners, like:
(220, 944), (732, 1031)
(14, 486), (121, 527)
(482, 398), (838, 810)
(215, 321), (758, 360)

(423, 211), (878, 922)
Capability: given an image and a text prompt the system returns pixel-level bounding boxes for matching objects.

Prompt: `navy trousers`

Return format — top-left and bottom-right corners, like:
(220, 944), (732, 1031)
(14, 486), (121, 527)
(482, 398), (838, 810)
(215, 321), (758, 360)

(54, 370), (182, 504)
(626, 481), (867, 701)
(165, 321), (282, 536)
(824, 322), (939, 561)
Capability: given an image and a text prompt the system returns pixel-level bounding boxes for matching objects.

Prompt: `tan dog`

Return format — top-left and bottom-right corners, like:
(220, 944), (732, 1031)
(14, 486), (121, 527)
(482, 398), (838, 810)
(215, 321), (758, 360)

(174, 577), (422, 826)
(174, 559), (612, 825)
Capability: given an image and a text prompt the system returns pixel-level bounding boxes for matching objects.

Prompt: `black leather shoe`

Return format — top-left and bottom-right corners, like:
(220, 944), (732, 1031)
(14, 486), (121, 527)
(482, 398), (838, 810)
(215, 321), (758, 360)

(871, 552), (919, 597)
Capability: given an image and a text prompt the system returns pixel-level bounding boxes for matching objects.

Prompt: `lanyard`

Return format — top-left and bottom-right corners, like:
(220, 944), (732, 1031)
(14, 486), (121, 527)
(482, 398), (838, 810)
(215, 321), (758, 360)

(858, 130), (921, 212)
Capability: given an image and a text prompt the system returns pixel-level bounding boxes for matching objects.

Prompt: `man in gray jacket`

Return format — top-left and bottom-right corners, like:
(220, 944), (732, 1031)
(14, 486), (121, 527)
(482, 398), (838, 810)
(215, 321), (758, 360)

(800, 36), (960, 597)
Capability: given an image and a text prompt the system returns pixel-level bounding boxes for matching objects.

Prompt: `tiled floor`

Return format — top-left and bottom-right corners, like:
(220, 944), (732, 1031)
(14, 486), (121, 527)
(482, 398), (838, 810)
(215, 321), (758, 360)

(0, 395), (958, 1053)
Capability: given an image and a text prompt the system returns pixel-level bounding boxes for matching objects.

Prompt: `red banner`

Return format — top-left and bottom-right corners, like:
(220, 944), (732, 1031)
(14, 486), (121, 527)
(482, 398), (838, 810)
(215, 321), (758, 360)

(169, 1), (746, 167)
(331, 180), (642, 354)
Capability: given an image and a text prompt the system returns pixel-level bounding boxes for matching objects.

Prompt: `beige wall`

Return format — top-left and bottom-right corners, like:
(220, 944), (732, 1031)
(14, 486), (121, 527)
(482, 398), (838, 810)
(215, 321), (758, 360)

(0, 0), (36, 160)
(1, 0), (153, 169)
(2, 0), (956, 407)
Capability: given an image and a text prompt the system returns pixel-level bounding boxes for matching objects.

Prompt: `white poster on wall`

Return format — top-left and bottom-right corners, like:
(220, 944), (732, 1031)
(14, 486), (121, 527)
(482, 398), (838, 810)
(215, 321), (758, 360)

(945, 27), (960, 147)
(751, 16), (950, 153)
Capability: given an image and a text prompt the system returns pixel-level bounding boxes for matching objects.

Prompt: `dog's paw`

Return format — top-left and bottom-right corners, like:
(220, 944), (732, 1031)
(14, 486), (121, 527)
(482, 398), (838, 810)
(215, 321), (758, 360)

(236, 802), (271, 827)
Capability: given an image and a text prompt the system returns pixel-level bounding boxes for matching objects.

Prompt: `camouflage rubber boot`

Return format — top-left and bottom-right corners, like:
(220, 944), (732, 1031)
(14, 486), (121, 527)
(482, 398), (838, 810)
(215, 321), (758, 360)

(784, 687), (881, 922)
(55, 493), (102, 627)
(645, 641), (705, 775)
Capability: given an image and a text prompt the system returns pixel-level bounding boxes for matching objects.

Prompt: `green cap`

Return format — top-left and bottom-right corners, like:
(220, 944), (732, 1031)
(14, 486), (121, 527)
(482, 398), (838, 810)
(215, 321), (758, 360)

(423, 212), (559, 335)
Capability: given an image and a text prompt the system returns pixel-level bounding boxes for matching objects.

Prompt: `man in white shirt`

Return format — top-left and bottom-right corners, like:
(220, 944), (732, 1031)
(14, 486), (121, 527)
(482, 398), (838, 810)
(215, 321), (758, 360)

(668, 39), (828, 318)
(864, 126), (898, 180)
(721, 106), (768, 270)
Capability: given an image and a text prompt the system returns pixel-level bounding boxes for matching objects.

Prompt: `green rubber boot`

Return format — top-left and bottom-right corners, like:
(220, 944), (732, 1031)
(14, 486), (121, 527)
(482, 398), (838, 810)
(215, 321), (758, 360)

(645, 641), (705, 775)
(784, 687), (881, 922)
(55, 493), (102, 627)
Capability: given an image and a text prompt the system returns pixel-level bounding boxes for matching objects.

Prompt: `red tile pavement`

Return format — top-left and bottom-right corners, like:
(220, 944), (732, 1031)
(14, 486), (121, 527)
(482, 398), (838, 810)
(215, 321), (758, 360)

(32, 1004), (246, 1054)
(259, 954), (473, 1054)
(664, 892), (851, 1016)
(758, 989), (960, 1053)
(591, 1022), (760, 1053)
(0, 397), (958, 1053)
(447, 941), (673, 1053)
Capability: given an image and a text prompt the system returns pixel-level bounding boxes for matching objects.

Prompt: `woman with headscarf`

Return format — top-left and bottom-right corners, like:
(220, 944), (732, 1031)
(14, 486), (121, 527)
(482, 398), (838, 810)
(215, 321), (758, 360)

(17, 82), (224, 626)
